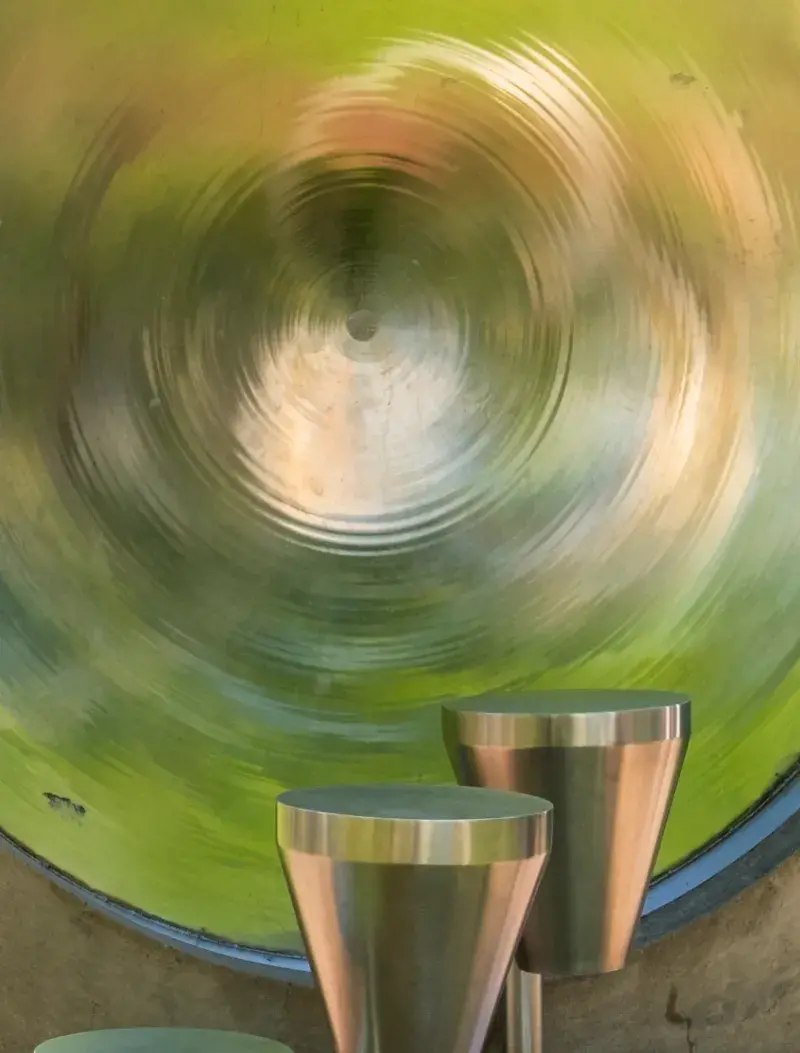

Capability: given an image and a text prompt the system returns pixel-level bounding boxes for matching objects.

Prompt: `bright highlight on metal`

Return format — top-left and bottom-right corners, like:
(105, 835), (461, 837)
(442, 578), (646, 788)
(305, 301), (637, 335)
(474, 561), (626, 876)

(277, 783), (552, 1053)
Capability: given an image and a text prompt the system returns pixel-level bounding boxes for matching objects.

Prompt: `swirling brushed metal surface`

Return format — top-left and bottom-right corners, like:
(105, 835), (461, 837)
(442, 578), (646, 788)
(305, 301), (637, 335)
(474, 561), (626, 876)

(0, 0), (799, 949)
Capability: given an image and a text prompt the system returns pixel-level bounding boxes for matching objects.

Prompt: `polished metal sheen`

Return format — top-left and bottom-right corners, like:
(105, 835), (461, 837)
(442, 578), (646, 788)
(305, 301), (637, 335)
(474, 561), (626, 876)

(443, 691), (690, 1053)
(443, 691), (690, 974)
(444, 690), (686, 1053)
(0, 2), (798, 950)
(277, 783), (552, 1053)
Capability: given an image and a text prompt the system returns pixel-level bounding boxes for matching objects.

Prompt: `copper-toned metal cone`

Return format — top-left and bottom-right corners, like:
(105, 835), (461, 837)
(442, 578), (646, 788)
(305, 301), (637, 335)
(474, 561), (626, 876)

(442, 690), (691, 977)
(276, 783), (552, 1053)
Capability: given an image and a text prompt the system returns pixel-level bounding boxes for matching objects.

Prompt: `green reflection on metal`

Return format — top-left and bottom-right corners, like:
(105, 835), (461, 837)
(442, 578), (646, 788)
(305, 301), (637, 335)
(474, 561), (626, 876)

(0, 0), (798, 948)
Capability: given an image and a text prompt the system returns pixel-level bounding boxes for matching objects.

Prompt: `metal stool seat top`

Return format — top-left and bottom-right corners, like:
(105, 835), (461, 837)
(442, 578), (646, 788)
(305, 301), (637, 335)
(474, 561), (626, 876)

(442, 689), (690, 748)
(35, 1030), (291, 1053)
(277, 782), (552, 864)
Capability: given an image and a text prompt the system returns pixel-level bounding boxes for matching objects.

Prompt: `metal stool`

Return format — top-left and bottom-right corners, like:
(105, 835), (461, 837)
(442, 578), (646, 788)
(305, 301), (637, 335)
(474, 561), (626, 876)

(277, 783), (552, 1053)
(442, 690), (691, 1053)
(35, 1031), (292, 1053)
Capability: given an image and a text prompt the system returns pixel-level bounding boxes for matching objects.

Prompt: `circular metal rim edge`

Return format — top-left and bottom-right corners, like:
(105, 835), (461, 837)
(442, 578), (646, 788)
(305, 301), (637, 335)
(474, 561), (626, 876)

(0, 763), (796, 985)
(636, 762), (800, 946)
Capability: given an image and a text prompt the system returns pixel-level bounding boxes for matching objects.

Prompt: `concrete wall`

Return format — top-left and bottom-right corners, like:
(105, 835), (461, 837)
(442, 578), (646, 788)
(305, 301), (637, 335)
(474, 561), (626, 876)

(2, 847), (797, 1053)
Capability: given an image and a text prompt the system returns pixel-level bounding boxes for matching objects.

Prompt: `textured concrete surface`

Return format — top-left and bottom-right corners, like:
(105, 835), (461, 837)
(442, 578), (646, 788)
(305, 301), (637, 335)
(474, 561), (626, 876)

(544, 848), (800, 1052)
(0, 847), (796, 1053)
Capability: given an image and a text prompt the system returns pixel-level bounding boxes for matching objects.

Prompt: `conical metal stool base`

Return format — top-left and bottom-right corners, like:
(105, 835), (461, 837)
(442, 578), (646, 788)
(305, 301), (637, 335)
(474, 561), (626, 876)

(35, 1031), (291, 1053)
(443, 690), (690, 975)
(442, 690), (691, 1053)
(277, 783), (552, 1053)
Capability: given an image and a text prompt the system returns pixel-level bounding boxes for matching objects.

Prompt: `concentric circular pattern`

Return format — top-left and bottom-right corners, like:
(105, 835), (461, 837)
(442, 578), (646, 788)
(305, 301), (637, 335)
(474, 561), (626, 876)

(0, 5), (798, 946)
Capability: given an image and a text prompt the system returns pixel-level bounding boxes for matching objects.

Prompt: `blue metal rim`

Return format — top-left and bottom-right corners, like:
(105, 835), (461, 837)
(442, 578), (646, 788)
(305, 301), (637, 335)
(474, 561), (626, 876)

(636, 762), (800, 946)
(1, 762), (798, 983)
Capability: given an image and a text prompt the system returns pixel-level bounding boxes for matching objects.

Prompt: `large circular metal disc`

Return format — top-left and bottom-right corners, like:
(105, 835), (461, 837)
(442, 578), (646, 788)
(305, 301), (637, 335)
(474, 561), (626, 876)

(0, 0), (798, 954)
